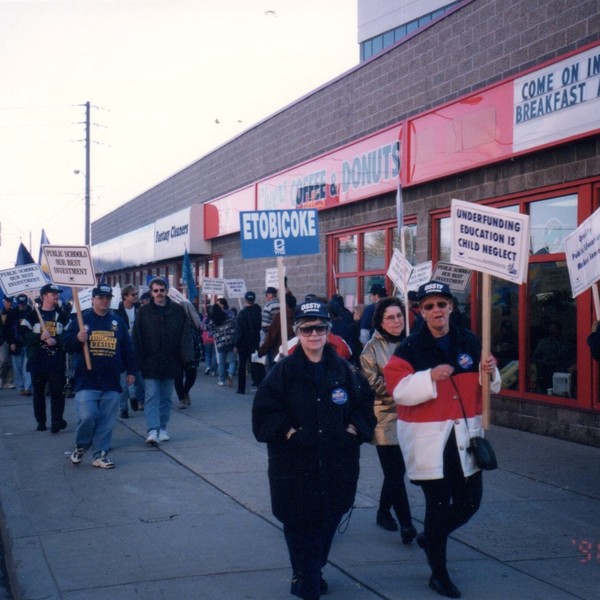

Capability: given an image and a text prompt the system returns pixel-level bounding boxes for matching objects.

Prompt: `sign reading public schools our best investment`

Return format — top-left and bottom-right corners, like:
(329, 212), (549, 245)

(240, 209), (319, 259)
(450, 200), (530, 284)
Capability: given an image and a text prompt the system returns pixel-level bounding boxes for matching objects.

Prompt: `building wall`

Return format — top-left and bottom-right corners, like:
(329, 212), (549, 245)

(94, 0), (600, 246)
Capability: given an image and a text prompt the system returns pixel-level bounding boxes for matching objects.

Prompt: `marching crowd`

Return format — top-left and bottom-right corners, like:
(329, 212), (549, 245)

(0, 277), (506, 600)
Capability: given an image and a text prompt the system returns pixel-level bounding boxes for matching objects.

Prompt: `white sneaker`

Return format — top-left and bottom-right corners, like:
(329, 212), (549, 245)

(146, 429), (159, 445)
(217, 380), (225, 386)
(70, 447), (85, 465)
(92, 451), (115, 469)
(158, 429), (170, 442)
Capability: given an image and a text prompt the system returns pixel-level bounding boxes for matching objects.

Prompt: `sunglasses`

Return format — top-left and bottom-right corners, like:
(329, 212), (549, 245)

(151, 288), (166, 293)
(421, 301), (449, 311)
(297, 324), (328, 336)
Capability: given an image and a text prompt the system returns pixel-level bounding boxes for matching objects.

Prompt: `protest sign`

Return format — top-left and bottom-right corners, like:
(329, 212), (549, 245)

(224, 279), (247, 299)
(450, 200), (529, 284)
(408, 261), (433, 290)
(564, 207), (600, 298)
(432, 261), (472, 292)
(42, 245), (96, 287)
(386, 249), (413, 292)
(201, 278), (225, 296)
(0, 263), (48, 296)
(240, 209), (319, 258)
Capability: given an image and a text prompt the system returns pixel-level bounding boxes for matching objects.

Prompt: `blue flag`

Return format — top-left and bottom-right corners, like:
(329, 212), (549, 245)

(182, 249), (197, 302)
(15, 242), (35, 266)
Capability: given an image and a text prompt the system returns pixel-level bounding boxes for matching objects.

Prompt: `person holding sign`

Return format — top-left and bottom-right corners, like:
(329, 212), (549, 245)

(252, 300), (375, 600)
(20, 284), (69, 432)
(64, 284), (136, 469)
(384, 281), (500, 599)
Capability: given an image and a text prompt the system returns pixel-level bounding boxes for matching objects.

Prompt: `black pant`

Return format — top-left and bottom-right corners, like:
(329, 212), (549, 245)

(283, 517), (340, 600)
(237, 349), (265, 393)
(174, 366), (197, 399)
(419, 432), (482, 577)
(375, 444), (413, 527)
(32, 369), (65, 427)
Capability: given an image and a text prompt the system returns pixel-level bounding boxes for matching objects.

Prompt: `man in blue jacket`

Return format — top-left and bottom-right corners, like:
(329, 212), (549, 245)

(64, 284), (136, 469)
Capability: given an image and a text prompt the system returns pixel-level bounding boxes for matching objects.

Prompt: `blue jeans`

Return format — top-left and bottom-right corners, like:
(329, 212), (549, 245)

(203, 342), (217, 373)
(217, 349), (236, 382)
(74, 390), (120, 456)
(143, 378), (174, 432)
(119, 371), (145, 410)
(11, 349), (31, 392)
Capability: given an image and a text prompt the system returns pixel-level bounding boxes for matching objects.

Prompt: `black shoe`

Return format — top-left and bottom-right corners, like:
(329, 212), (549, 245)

(50, 425), (60, 433)
(236, 390), (244, 394)
(36, 423), (47, 432)
(401, 524), (418, 544)
(429, 574), (461, 598)
(290, 574), (328, 598)
(376, 510), (398, 532)
(416, 531), (426, 550)
(60, 419), (67, 430)
(120, 409), (129, 419)
(129, 397), (139, 411)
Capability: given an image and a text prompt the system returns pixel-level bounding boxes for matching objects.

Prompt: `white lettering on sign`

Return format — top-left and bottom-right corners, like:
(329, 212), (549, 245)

(241, 210), (317, 241)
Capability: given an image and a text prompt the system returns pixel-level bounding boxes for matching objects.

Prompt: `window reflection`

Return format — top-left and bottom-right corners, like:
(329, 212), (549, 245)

(337, 235), (357, 273)
(491, 278), (519, 388)
(364, 230), (386, 270)
(527, 262), (576, 397)
(529, 195), (577, 255)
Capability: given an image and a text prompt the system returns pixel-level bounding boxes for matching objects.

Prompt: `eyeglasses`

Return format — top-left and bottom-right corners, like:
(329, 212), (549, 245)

(421, 301), (449, 311)
(383, 313), (404, 322)
(151, 288), (166, 294)
(130, 293), (138, 297)
(297, 324), (328, 336)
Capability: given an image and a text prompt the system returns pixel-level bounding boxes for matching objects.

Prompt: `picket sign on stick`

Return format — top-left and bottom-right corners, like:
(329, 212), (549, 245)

(277, 257), (288, 357)
(450, 199), (530, 430)
(480, 273), (492, 429)
(73, 289), (92, 370)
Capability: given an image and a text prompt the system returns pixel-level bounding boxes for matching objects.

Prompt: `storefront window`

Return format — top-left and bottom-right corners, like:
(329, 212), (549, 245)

(337, 235), (357, 272)
(492, 278), (519, 388)
(393, 224), (418, 265)
(527, 261), (576, 397)
(529, 195), (577, 255)
(364, 230), (386, 270)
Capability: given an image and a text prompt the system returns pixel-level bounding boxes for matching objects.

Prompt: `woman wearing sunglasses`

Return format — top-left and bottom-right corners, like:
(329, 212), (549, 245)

(384, 281), (499, 599)
(252, 300), (375, 600)
(360, 296), (417, 543)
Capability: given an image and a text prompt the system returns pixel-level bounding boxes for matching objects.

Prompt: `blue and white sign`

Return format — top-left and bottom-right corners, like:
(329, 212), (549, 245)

(240, 209), (319, 259)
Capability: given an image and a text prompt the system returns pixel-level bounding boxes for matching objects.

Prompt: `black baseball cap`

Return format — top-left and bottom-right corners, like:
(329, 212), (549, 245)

(416, 280), (453, 303)
(244, 291), (256, 302)
(294, 300), (330, 324)
(40, 283), (62, 295)
(92, 284), (113, 297)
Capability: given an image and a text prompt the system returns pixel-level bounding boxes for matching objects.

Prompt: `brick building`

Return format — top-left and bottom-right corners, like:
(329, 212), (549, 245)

(92, 0), (600, 445)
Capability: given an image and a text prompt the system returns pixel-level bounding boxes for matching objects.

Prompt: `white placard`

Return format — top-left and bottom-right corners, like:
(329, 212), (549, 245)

(201, 277), (225, 296)
(386, 248), (413, 291)
(407, 261), (433, 290)
(0, 264), (48, 296)
(42, 245), (96, 287)
(168, 286), (186, 303)
(450, 199), (530, 284)
(224, 279), (247, 298)
(265, 267), (283, 291)
(77, 287), (93, 311)
(564, 207), (600, 297)
(432, 261), (473, 292)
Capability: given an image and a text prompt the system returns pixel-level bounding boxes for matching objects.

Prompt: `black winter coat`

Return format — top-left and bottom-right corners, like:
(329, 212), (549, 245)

(252, 344), (375, 526)
(234, 303), (262, 352)
(132, 298), (194, 379)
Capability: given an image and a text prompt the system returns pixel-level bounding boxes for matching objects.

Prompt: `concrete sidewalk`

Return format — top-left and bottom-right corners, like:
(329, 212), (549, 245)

(0, 373), (599, 599)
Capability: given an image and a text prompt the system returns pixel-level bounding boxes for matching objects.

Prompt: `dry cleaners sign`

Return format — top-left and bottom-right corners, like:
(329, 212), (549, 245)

(240, 209), (319, 259)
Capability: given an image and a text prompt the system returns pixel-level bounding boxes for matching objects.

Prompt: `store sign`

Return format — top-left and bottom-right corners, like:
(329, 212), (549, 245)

(0, 263), (48, 296)
(42, 245), (96, 287)
(432, 261), (472, 292)
(514, 45), (600, 153)
(564, 207), (600, 297)
(256, 127), (401, 211)
(240, 209), (319, 258)
(450, 200), (530, 284)
(154, 208), (191, 261)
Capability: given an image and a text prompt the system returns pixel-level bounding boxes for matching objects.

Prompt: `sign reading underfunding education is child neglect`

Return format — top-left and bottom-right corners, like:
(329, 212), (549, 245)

(240, 209), (319, 259)
(450, 199), (530, 284)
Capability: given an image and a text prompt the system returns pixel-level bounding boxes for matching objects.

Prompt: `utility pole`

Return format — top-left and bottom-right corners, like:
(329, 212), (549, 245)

(85, 101), (91, 246)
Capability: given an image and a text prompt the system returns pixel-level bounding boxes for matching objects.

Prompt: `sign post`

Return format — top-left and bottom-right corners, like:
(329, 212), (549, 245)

(240, 209), (320, 358)
(450, 199), (530, 428)
(43, 245), (97, 370)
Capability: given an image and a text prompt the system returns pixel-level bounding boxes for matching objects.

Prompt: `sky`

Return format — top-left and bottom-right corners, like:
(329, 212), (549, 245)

(0, 0), (358, 270)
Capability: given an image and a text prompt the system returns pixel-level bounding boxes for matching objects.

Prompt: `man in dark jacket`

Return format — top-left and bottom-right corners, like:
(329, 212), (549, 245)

(233, 291), (263, 394)
(132, 277), (194, 445)
(252, 300), (375, 600)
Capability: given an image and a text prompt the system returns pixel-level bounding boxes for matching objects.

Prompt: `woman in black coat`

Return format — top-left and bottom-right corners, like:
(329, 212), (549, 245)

(252, 300), (375, 600)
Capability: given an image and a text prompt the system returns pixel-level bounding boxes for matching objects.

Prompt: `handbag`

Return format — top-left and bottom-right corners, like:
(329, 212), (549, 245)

(467, 436), (498, 470)
(450, 377), (498, 471)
